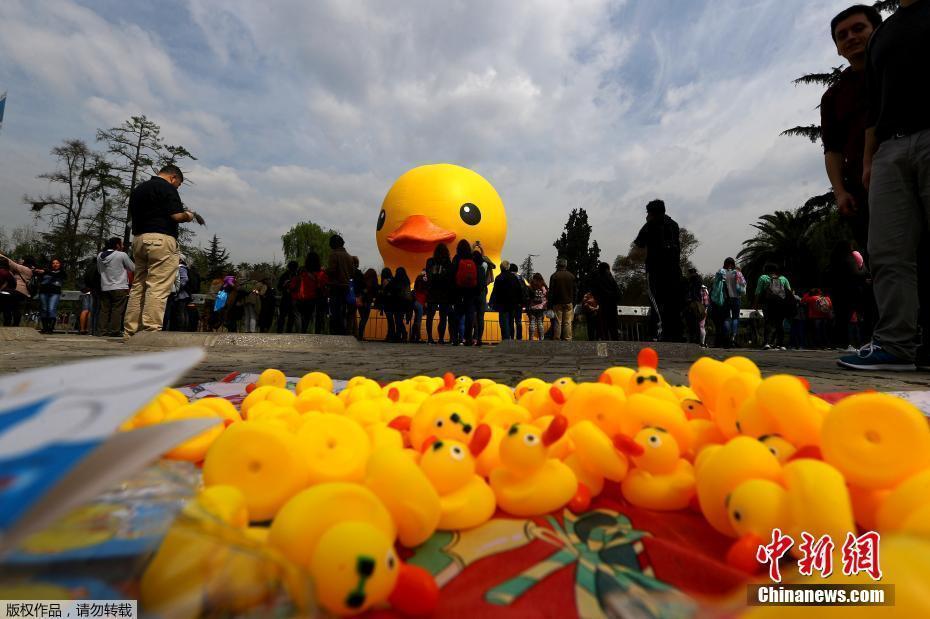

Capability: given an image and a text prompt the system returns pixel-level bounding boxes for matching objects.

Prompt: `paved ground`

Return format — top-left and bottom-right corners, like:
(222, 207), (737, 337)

(2, 331), (929, 393)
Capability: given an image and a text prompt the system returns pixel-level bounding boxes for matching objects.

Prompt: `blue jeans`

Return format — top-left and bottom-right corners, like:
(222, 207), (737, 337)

(426, 302), (450, 342)
(328, 288), (347, 335)
(456, 294), (477, 344)
(498, 310), (513, 340)
(412, 301), (424, 342)
(474, 297), (486, 343)
(725, 298), (740, 341)
(39, 293), (60, 321)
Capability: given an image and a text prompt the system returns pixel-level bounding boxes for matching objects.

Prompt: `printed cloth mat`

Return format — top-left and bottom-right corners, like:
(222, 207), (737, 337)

(177, 373), (927, 618)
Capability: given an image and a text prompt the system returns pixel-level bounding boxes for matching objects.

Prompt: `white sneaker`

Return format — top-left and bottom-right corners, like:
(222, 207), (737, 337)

(846, 345), (857, 352)
(762, 344), (772, 350)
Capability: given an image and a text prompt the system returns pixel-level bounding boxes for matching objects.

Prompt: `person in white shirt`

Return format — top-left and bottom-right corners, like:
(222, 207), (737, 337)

(96, 237), (135, 336)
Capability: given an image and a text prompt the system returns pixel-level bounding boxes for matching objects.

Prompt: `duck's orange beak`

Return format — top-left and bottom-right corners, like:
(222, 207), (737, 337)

(387, 215), (456, 252)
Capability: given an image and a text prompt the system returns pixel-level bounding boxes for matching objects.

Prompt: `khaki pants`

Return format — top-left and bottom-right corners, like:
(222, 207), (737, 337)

(554, 303), (574, 341)
(124, 233), (179, 336)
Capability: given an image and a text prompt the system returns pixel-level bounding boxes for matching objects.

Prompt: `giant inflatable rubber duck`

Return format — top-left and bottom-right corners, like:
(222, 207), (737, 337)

(376, 164), (507, 280)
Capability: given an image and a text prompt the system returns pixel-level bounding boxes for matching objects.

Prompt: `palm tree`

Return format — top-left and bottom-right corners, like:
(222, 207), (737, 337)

(738, 209), (821, 298)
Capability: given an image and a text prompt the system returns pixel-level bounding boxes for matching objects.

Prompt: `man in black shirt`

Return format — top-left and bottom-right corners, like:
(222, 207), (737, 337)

(632, 199), (683, 342)
(839, 0), (930, 371)
(821, 5), (882, 252)
(124, 164), (203, 336)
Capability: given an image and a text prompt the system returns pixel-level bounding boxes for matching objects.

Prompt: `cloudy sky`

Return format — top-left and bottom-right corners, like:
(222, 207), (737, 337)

(0, 0), (866, 274)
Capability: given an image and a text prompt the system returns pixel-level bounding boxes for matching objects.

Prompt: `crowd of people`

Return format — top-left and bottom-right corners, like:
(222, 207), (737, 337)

(2, 3), (927, 369)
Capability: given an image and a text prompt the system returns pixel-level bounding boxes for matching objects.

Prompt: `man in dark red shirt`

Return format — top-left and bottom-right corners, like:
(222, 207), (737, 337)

(821, 5), (882, 253)
(838, 0), (930, 371)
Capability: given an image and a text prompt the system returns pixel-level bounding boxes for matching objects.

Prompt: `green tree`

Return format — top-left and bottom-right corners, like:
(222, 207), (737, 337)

(205, 234), (233, 278)
(83, 156), (124, 251)
(0, 226), (48, 260)
(281, 221), (341, 266)
(678, 227), (700, 275)
(519, 254), (536, 281)
(737, 209), (820, 296)
(96, 115), (196, 246)
(24, 139), (102, 273)
(553, 208), (601, 296)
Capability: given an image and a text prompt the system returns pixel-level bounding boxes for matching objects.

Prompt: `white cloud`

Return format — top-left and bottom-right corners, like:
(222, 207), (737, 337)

(0, 0), (871, 281)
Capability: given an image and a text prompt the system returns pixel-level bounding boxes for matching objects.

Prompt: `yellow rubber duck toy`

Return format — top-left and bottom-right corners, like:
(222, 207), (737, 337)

(517, 383), (564, 419)
(615, 427), (695, 511)
(564, 420), (630, 496)
(268, 483), (438, 616)
(820, 393), (930, 530)
(393, 388), (479, 451)
(687, 357), (740, 419)
(821, 392), (930, 490)
(694, 436), (783, 537)
(475, 403), (532, 477)
(624, 393), (691, 456)
(514, 377), (548, 399)
(626, 348), (671, 395)
(723, 458), (855, 573)
(557, 382), (636, 438)
(364, 447), (441, 548)
(752, 375), (824, 448)
(203, 421), (311, 522)
(376, 164), (507, 284)
(597, 366), (636, 392)
(490, 416), (579, 517)
(296, 413), (372, 485)
(420, 424), (497, 530)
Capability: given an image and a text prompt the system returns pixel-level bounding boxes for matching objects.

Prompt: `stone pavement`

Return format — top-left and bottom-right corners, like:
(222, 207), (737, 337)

(2, 329), (929, 393)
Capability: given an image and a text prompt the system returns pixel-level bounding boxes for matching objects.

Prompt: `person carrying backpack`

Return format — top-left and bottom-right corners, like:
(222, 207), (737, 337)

(802, 288), (834, 349)
(471, 242), (496, 346)
(754, 263), (793, 350)
(424, 243), (454, 344)
(451, 239), (479, 345)
(527, 273), (548, 341)
(490, 260), (521, 340)
(295, 252), (329, 334)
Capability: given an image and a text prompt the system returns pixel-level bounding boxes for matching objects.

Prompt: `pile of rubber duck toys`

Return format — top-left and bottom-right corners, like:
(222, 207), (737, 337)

(122, 348), (930, 617)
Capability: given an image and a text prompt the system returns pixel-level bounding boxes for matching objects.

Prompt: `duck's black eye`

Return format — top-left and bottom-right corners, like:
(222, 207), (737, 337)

(733, 510), (742, 522)
(459, 203), (481, 225)
(636, 376), (646, 385)
(377, 209), (386, 231)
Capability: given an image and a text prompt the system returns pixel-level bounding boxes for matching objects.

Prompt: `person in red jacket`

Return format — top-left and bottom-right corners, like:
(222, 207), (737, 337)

(802, 289), (834, 349)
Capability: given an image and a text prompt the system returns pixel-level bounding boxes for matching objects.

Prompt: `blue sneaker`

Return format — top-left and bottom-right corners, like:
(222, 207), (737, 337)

(837, 342), (916, 371)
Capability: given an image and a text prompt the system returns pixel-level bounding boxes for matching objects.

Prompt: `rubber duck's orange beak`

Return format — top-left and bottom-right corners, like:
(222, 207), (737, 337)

(388, 415), (412, 432)
(637, 347), (659, 369)
(726, 533), (765, 574)
(613, 434), (644, 457)
(597, 372), (612, 385)
(389, 562), (439, 615)
(386, 215), (456, 253)
(468, 383), (482, 398)
(542, 415), (568, 446)
(469, 424), (491, 456)
(421, 435), (439, 453)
